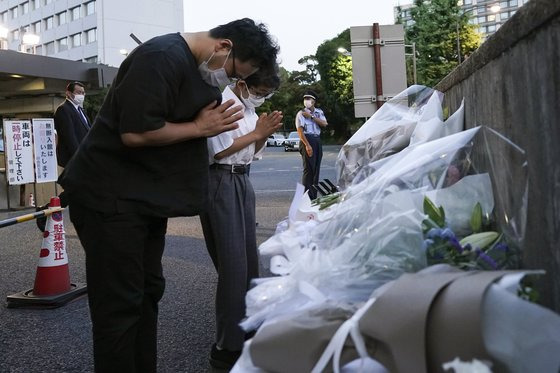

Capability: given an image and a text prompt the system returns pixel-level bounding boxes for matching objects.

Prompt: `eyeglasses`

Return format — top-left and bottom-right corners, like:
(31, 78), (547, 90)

(251, 91), (275, 99)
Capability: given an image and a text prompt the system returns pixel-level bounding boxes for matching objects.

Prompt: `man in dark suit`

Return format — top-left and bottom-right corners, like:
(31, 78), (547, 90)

(36, 82), (90, 232)
(54, 81), (90, 167)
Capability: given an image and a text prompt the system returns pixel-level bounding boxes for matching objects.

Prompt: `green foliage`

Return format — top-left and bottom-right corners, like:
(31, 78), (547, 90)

(315, 29), (360, 141)
(259, 67), (323, 134)
(83, 87), (109, 123)
(404, 0), (482, 86)
(260, 29), (359, 142)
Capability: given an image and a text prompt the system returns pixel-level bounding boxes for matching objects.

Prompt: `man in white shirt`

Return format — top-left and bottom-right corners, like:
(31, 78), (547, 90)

(200, 66), (282, 370)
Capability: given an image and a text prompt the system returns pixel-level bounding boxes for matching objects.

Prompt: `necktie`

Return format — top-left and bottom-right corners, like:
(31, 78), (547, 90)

(78, 107), (90, 129)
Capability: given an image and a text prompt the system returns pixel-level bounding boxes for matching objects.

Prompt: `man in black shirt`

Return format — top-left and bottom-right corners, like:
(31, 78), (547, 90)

(58, 18), (279, 372)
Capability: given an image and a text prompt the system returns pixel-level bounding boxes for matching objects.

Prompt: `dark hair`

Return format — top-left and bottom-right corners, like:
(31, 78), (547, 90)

(66, 81), (85, 93)
(244, 63), (280, 91)
(210, 18), (279, 71)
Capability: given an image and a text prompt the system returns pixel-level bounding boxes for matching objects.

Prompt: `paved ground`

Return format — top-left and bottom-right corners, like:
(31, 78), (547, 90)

(0, 145), (340, 373)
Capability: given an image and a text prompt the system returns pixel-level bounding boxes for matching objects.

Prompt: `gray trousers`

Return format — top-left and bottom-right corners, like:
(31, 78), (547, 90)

(199, 167), (258, 351)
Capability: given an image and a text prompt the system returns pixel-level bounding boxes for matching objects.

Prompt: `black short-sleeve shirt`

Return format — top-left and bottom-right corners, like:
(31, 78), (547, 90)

(59, 33), (221, 217)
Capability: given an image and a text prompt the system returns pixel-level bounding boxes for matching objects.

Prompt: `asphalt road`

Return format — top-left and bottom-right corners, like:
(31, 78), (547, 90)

(0, 145), (341, 373)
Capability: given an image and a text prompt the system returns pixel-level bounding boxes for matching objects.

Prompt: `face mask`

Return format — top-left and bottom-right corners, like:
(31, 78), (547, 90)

(198, 49), (233, 89)
(240, 85), (266, 109)
(73, 94), (85, 107)
(303, 99), (314, 109)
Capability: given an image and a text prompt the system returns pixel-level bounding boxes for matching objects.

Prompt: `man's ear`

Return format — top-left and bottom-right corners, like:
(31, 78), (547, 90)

(214, 39), (233, 52)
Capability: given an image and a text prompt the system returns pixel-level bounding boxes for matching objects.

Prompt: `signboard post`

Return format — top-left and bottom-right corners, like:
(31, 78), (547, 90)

(350, 24), (408, 118)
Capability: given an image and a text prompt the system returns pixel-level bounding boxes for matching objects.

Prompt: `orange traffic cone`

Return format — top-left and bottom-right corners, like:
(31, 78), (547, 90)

(7, 196), (87, 309)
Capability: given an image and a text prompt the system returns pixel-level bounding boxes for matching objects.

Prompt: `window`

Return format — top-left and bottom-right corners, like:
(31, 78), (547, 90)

(464, 0), (472, 4)
(57, 11), (66, 25)
(22, 2), (29, 15)
(477, 16), (486, 23)
(32, 0), (40, 10)
(71, 33), (81, 48)
(33, 21), (41, 33)
(487, 24), (496, 32)
(85, 1), (95, 16)
(1, 12), (7, 23)
(57, 37), (67, 51)
(71, 6), (80, 21)
(509, 0), (518, 5)
(500, 11), (509, 20)
(499, 1), (508, 8)
(45, 16), (53, 30)
(45, 41), (54, 55)
(35, 45), (42, 55)
(86, 28), (96, 44)
(44, 0), (53, 4)
(12, 29), (19, 41)
(487, 14), (496, 21)
(11, 6), (18, 19)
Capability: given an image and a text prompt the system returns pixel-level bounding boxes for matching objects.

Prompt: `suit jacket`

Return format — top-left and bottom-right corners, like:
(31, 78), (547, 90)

(54, 99), (91, 167)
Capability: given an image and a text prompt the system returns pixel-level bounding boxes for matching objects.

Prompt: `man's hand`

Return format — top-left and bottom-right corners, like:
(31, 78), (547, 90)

(254, 111), (283, 139)
(305, 143), (313, 157)
(193, 99), (243, 137)
(302, 111), (313, 119)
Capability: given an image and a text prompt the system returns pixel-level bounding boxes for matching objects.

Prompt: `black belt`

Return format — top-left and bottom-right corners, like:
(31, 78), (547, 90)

(210, 163), (251, 174)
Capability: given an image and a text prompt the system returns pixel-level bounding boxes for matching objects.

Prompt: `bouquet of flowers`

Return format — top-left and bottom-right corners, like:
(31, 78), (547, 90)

(335, 85), (464, 190)
(231, 86), (557, 372)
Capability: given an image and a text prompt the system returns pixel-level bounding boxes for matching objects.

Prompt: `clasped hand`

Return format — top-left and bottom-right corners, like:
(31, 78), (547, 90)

(255, 111), (283, 139)
(193, 99), (243, 137)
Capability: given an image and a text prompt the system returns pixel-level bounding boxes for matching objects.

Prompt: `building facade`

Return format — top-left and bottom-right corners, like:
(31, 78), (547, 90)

(395, 0), (531, 40)
(0, 0), (184, 67)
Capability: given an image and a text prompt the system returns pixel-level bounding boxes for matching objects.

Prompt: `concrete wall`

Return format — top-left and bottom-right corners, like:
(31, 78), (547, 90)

(435, 0), (560, 312)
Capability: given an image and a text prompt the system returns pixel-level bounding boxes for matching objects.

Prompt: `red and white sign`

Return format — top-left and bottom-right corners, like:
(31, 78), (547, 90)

(3, 120), (35, 185)
(32, 118), (58, 183)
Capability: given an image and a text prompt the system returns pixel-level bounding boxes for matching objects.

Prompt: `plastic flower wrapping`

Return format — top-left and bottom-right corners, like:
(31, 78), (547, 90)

(232, 86), (560, 373)
(243, 87), (528, 333)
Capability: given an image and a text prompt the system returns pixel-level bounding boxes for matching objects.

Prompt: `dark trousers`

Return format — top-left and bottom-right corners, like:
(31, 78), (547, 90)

(69, 203), (167, 373)
(300, 134), (323, 200)
(199, 168), (258, 351)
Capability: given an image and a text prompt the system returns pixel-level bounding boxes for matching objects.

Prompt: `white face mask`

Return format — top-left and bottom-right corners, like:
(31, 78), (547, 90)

(198, 49), (234, 89)
(303, 99), (314, 109)
(73, 94), (85, 107)
(240, 85), (266, 109)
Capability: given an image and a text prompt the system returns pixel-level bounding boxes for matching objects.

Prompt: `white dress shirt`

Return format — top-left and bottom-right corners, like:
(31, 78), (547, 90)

(207, 86), (266, 165)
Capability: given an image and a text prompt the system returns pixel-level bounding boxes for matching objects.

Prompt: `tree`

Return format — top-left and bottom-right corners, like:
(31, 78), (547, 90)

(258, 67), (321, 134)
(83, 87), (109, 123)
(261, 29), (359, 142)
(315, 29), (359, 141)
(403, 0), (481, 87)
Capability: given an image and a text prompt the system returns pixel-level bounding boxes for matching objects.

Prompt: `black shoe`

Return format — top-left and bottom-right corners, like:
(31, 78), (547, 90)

(209, 343), (241, 370)
(35, 203), (49, 232)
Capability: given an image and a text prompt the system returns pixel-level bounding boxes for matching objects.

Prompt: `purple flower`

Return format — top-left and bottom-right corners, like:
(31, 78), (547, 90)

(448, 236), (463, 253)
(422, 239), (435, 251)
(494, 242), (509, 252)
(441, 228), (455, 240)
(427, 228), (444, 239)
(475, 248), (498, 270)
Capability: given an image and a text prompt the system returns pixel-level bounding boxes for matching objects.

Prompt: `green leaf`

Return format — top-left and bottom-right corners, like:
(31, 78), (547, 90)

(470, 202), (483, 233)
(423, 196), (445, 227)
